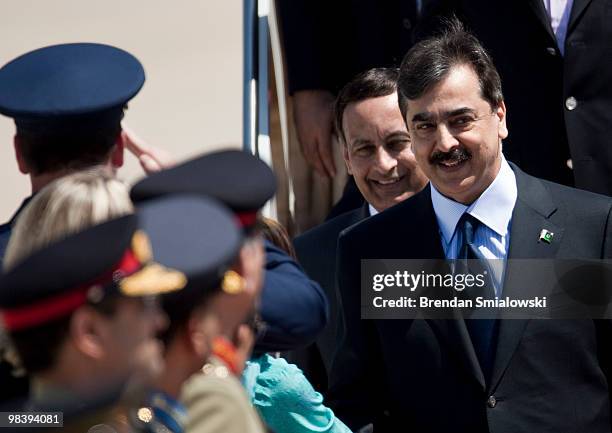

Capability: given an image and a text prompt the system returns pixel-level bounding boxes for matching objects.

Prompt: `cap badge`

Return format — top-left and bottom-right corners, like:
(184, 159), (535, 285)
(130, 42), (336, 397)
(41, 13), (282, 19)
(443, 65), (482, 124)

(132, 230), (153, 263)
(221, 270), (245, 295)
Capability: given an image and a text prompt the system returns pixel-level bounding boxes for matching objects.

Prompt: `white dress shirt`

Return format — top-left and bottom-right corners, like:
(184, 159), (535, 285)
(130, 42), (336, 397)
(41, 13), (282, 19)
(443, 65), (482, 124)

(431, 156), (518, 295)
(543, 0), (574, 55)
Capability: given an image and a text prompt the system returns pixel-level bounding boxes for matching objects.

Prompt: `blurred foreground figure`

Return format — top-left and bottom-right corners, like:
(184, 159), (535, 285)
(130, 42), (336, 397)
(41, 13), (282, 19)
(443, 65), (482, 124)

(0, 170), (135, 408)
(3, 169), (134, 271)
(131, 150), (329, 432)
(131, 150), (328, 355)
(130, 195), (248, 433)
(3, 171), (252, 433)
(0, 208), (183, 432)
(0, 42), (145, 265)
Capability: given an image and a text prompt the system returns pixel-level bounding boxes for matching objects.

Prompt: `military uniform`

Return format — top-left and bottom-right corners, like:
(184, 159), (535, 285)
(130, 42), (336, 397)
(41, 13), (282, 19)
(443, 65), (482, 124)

(0, 196), (242, 433)
(181, 356), (267, 433)
(24, 382), (127, 433)
(0, 42), (146, 408)
(130, 149), (329, 354)
(0, 198), (31, 266)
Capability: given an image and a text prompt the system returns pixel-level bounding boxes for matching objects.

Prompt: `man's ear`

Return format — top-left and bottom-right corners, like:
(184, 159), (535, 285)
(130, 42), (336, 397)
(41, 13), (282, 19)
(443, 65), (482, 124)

(13, 135), (29, 174)
(187, 314), (211, 359)
(110, 131), (125, 168)
(70, 307), (106, 360)
(496, 101), (508, 141)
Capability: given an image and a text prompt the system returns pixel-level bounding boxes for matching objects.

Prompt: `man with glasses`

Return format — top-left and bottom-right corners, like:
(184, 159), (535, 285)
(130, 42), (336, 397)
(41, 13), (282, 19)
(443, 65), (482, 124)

(329, 19), (612, 433)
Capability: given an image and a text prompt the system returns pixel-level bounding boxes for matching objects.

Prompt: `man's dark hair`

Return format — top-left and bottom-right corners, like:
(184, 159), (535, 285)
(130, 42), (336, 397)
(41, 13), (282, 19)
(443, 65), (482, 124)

(160, 291), (216, 345)
(334, 67), (400, 144)
(398, 17), (503, 119)
(16, 123), (121, 175)
(8, 296), (120, 374)
(9, 316), (71, 374)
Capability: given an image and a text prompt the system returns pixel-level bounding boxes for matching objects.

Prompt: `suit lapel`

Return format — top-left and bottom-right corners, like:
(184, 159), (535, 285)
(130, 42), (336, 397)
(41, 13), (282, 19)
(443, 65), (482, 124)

(568, 0), (593, 33)
(527, 0), (557, 44)
(429, 315), (487, 390)
(488, 166), (563, 392)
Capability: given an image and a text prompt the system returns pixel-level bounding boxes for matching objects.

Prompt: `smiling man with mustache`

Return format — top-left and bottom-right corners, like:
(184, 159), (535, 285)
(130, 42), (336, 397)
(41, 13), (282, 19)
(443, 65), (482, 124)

(329, 18), (612, 433)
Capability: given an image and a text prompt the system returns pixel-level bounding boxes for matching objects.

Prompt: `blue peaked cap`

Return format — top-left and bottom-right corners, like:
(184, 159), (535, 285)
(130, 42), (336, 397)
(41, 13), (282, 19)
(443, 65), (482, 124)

(0, 43), (145, 132)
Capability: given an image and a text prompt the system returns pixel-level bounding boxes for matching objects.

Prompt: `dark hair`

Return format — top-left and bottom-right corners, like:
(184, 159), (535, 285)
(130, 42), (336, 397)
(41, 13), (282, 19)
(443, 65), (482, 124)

(9, 316), (71, 374)
(16, 123), (121, 175)
(256, 216), (296, 259)
(8, 296), (120, 374)
(334, 68), (400, 144)
(160, 290), (217, 345)
(397, 17), (503, 119)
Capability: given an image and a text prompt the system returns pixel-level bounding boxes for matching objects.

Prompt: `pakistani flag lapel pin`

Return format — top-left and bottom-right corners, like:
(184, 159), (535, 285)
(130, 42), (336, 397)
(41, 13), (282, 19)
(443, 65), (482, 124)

(539, 229), (554, 244)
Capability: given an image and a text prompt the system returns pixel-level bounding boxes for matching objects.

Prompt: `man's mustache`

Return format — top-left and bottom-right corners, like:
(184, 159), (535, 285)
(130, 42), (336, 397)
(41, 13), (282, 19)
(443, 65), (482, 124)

(430, 147), (471, 165)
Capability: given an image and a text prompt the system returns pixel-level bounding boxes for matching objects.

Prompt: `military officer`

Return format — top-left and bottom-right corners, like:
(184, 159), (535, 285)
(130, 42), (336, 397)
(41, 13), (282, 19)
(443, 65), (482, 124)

(132, 150), (323, 432)
(0, 195), (241, 432)
(0, 42), (151, 405)
(130, 149), (329, 355)
(128, 195), (248, 433)
(0, 42), (146, 264)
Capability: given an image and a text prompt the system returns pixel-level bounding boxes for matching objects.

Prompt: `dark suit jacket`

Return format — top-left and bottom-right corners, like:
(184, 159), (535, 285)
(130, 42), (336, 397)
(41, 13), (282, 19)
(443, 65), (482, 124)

(419, 0), (612, 194)
(0, 198), (31, 408)
(277, 0), (422, 95)
(294, 203), (369, 386)
(329, 165), (612, 432)
(0, 197), (31, 267)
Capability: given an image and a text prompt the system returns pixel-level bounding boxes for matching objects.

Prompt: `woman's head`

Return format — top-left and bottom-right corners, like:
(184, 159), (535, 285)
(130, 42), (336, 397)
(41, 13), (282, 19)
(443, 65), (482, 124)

(4, 168), (133, 271)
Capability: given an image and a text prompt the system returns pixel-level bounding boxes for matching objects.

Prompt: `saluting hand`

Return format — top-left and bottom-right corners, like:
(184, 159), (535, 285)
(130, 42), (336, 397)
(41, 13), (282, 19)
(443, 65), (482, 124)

(122, 125), (175, 174)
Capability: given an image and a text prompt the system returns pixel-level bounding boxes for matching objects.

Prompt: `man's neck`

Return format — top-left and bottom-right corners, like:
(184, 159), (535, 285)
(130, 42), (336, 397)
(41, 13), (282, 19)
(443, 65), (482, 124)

(29, 164), (113, 194)
(30, 170), (70, 194)
(157, 343), (204, 398)
(32, 372), (107, 403)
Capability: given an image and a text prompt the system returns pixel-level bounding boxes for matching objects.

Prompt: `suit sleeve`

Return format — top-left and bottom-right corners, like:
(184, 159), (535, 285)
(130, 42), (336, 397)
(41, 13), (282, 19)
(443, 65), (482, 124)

(327, 229), (389, 431)
(255, 241), (329, 353)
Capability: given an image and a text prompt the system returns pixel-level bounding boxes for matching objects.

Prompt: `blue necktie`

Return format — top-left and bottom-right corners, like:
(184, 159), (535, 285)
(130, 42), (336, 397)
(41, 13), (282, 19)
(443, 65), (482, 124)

(458, 213), (498, 382)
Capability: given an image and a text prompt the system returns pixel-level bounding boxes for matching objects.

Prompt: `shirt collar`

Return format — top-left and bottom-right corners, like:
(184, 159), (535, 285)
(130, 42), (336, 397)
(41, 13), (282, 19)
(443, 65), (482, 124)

(368, 203), (379, 217)
(431, 155), (517, 244)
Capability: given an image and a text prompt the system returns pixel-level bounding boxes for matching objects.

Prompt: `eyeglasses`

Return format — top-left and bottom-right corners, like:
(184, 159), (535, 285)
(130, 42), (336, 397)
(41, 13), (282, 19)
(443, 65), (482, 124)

(410, 111), (496, 140)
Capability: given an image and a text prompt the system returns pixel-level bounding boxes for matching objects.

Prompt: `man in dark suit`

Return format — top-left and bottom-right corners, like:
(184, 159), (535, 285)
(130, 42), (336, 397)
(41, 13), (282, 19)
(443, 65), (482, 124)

(293, 68), (427, 390)
(329, 20), (612, 432)
(419, 0), (612, 195)
(277, 0), (423, 178)
(275, 1), (429, 229)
